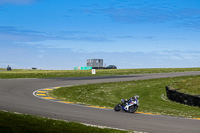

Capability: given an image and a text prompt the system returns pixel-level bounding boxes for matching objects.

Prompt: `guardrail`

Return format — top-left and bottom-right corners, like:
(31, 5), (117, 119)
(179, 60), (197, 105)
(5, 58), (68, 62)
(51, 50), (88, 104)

(166, 86), (200, 107)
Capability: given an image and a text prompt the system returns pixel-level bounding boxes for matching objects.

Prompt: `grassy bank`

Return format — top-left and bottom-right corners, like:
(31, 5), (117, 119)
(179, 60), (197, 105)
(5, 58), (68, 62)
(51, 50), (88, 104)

(171, 77), (200, 95)
(0, 68), (200, 79)
(49, 75), (200, 118)
(0, 111), (131, 133)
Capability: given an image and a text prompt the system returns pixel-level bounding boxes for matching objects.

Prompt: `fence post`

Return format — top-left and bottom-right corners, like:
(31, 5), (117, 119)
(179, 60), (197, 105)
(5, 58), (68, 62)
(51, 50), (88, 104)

(92, 69), (96, 74)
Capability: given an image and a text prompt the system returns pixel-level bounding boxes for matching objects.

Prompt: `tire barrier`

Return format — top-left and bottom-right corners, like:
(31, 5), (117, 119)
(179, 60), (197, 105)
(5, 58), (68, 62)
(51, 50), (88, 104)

(166, 86), (200, 107)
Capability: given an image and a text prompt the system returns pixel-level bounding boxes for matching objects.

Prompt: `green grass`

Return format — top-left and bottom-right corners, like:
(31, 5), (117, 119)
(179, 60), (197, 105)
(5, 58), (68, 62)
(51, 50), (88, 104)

(171, 77), (200, 95)
(0, 111), (131, 133)
(49, 75), (200, 118)
(0, 67), (200, 79)
(0, 68), (6, 71)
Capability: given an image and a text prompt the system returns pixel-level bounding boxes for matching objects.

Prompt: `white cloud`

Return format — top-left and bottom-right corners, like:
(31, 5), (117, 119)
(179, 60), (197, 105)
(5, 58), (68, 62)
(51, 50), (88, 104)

(1, 46), (200, 70)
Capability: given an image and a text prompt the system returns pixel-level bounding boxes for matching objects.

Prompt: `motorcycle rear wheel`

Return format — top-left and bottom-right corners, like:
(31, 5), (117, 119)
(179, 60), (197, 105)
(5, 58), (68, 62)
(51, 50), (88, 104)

(114, 104), (121, 111)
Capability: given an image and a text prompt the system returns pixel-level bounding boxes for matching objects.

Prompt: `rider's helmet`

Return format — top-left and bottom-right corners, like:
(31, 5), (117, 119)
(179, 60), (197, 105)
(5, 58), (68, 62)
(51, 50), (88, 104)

(134, 95), (139, 100)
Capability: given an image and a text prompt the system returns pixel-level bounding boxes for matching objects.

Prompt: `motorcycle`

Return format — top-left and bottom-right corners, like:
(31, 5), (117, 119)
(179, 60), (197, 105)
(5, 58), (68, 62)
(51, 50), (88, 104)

(114, 96), (139, 113)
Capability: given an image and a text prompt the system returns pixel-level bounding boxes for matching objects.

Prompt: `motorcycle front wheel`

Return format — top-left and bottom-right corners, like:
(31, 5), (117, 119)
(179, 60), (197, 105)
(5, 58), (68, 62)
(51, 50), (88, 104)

(128, 105), (138, 113)
(114, 104), (121, 111)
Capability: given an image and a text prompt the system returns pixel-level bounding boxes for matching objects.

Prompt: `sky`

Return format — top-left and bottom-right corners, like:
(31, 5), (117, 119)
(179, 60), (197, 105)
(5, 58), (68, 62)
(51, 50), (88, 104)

(0, 0), (200, 70)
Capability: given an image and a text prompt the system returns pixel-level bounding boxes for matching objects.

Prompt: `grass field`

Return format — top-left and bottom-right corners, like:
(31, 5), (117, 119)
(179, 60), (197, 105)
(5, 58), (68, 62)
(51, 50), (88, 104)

(0, 111), (131, 133)
(1, 68), (200, 132)
(171, 77), (200, 95)
(49, 75), (200, 118)
(0, 67), (200, 79)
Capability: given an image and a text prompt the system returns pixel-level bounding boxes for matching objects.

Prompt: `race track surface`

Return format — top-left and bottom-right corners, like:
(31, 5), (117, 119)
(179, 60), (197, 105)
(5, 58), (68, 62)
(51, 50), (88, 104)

(1, 71), (200, 133)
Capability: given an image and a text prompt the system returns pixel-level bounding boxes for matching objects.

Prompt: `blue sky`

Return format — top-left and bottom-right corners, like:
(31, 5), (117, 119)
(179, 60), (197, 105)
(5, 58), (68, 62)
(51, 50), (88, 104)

(0, 0), (200, 70)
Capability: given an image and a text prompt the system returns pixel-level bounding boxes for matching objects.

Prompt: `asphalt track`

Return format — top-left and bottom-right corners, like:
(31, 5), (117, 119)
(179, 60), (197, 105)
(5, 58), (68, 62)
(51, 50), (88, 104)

(1, 71), (200, 133)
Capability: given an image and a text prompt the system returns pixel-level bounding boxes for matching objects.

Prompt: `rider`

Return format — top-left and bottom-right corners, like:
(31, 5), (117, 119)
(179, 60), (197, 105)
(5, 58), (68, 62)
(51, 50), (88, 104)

(132, 95), (139, 101)
(126, 95), (139, 102)
(124, 95), (139, 110)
